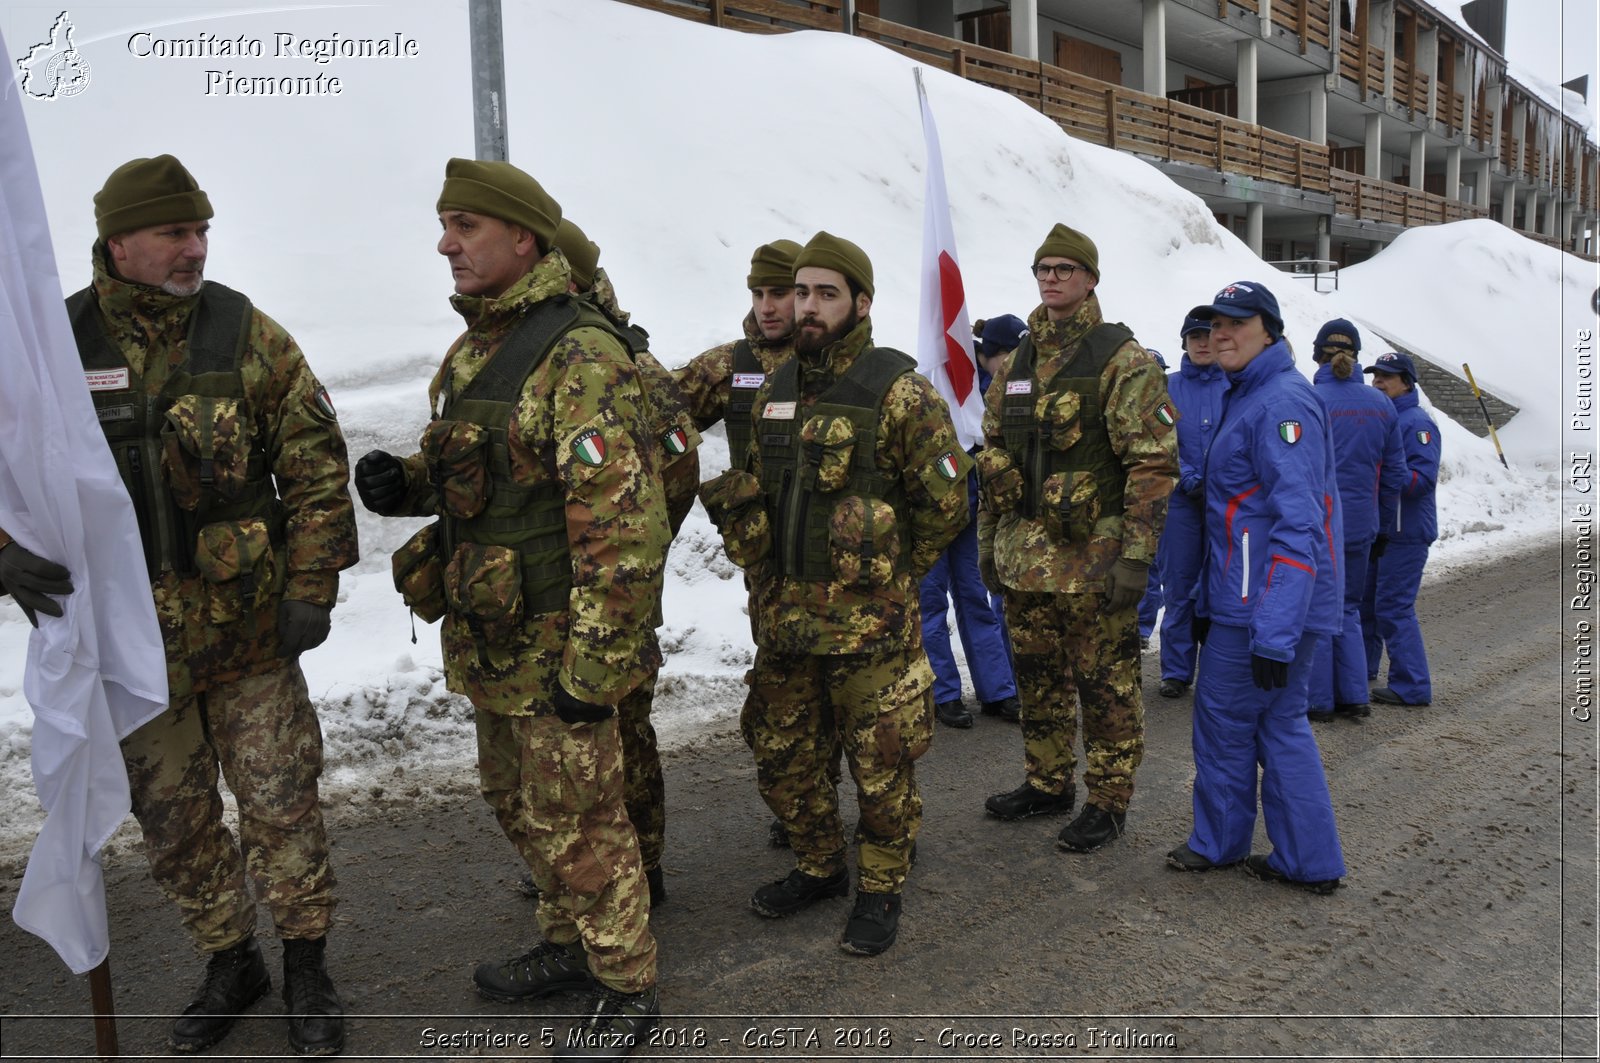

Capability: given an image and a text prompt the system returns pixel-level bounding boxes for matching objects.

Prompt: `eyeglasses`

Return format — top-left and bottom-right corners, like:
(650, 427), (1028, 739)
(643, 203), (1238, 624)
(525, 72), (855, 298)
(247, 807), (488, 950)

(1032, 262), (1082, 281)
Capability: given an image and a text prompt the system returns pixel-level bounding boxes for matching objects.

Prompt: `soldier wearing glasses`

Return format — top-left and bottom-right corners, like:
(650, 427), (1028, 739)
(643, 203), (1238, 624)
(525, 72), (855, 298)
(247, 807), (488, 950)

(976, 224), (1177, 854)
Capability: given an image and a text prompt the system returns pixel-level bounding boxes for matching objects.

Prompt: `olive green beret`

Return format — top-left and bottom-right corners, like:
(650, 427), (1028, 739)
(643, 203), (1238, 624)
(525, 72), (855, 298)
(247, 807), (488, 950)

(436, 158), (561, 249)
(553, 218), (600, 291)
(793, 231), (873, 297)
(1033, 223), (1099, 278)
(747, 239), (802, 289)
(94, 155), (213, 240)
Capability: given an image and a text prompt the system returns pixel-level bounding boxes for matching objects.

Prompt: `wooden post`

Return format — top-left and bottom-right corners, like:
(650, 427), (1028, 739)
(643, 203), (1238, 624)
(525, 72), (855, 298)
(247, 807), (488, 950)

(1105, 89), (1119, 149)
(1297, 0), (1309, 54)
(953, 45), (966, 80)
(1215, 117), (1225, 172)
(710, 0), (723, 27)
(89, 957), (117, 1059)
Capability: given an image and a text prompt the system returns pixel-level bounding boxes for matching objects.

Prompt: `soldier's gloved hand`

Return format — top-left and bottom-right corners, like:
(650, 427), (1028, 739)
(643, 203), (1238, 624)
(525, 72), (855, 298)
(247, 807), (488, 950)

(277, 600), (332, 657)
(979, 551), (1001, 595)
(1185, 477), (1205, 501)
(1103, 557), (1150, 614)
(1191, 615), (1211, 647)
(354, 450), (407, 515)
(0, 541), (74, 627)
(1369, 534), (1389, 563)
(1250, 653), (1289, 691)
(554, 684), (614, 725)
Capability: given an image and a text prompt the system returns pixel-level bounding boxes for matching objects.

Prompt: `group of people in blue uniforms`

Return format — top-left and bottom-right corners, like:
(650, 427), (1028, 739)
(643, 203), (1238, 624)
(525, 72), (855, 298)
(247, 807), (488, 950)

(920, 278), (1440, 894)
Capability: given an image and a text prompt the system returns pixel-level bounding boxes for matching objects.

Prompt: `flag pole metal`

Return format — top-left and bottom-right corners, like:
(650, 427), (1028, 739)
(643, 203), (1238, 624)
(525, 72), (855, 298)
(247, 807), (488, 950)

(468, 0), (509, 162)
(1461, 362), (1509, 469)
(89, 956), (118, 1058)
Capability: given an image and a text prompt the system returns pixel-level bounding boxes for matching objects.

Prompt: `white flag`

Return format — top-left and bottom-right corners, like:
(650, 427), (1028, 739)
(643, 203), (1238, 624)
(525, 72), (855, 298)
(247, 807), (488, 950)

(1, 32), (169, 975)
(914, 68), (983, 451)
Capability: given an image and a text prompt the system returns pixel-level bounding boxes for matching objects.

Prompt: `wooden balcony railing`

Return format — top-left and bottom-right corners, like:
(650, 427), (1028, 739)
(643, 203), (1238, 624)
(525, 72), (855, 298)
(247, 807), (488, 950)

(1330, 169), (1488, 226)
(618, 0), (842, 33)
(1337, 36), (1384, 97)
(1433, 89), (1464, 132)
(1391, 58), (1430, 116)
(1166, 83), (1239, 118)
(1219, 0), (1260, 15)
(1269, 0), (1331, 54)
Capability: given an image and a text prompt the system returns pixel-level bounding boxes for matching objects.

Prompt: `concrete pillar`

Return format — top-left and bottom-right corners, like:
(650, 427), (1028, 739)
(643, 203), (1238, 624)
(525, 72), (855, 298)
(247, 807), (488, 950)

(1409, 130), (1426, 191)
(1315, 228), (1332, 265)
(1364, 112), (1383, 179)
(1142, 0), (1166, 96)
(1371, 0), (1395, 97)
(1246, 202), (1264, 256)
(1487, 80), (1503, 152)
(1310, 78), (1328, 145)
(1499, 181), (1515, 225)
(1416, 25), (1437, 121)
(1445, 144), (1461, 200)
(1511, 98), (1527, 177)
(1012, 0), (1039, 61)
(1237, 39), (1259, 124)
(1473, 158), (1492, 208)
(1523, 187), (1538, 232)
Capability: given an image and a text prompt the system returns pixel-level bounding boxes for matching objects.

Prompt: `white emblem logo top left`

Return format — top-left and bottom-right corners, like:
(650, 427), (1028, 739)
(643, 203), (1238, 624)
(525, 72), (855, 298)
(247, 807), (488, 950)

(16, 11), (92, 101)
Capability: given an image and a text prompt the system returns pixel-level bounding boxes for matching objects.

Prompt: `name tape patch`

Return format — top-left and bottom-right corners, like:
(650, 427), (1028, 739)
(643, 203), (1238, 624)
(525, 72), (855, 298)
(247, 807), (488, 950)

(763, 401), (797, 421)
(85, 368), (130, 391)
(1005, 380), (1033, 395)
(733, 373), (766, 389)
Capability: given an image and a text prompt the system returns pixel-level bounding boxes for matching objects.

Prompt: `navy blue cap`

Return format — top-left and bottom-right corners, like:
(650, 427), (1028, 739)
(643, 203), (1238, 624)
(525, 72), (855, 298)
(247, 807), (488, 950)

(1363, 351), (1417, 383)
(1146, 348), (1168, 370)
(1314, 317), (1361, 355)
(1205, 280), (1282, 326)
(979, 313), (1028, 358)
(1180, 305), (1214, 341)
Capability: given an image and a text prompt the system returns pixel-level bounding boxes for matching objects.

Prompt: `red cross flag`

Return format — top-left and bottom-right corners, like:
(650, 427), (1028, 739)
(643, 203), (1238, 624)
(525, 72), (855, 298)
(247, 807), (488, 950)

(913, 69), (982, 451)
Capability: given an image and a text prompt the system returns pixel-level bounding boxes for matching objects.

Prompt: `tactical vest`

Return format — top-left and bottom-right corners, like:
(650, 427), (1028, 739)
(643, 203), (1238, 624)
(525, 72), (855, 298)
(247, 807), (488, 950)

(435, 295), (624, 616)
(999, 322), (1133, 520)
(67, 282), (279, 579)
(756, 345), (913, 581)
(726, 340), (764, 470)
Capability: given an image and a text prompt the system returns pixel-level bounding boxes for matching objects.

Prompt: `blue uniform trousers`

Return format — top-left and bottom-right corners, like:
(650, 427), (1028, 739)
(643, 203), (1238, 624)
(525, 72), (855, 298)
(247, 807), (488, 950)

(1157, 500), (1204, 684)
(1308, 540), (1367, 709)
(1186, 623), (1345, 882)
(1362, 541), (1432, 703)
(1137, 561), (1162, 639)
(919, 516), (1017, 706)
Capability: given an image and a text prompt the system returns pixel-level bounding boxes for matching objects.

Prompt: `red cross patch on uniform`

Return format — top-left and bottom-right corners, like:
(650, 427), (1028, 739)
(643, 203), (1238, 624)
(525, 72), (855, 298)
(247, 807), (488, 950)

(1278, 420), (1302, 444)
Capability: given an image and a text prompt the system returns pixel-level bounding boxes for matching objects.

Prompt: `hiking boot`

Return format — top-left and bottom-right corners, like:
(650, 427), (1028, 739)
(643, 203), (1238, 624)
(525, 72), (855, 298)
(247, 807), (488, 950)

(1244, 853), (1341, 895)
(934, 699), (974, 728)
(1056, 804), (1126, 852)
(169, 936), (271, 1052)
(1333, 701), (1371, 719)
(980, 695), (1021, 722)
(1306, 706), (1336, 722)
(767, 817), (790, 848)
(1158, 678), (1188, 698)
(518, 869), (542, 899)
(473, 940), (591, 1002)
(646, 866), (667, 908)
(282, 937), (344, 1057)
(1166, 843), (1238, 873)
(1140, 635), (1150, 650)
(750, 867), (849, 918)
(839, 891), (902, 956)
(1372, 687), (1427, 706)
(984, 782), (1074, 821)
(554, 983), (661, 1062)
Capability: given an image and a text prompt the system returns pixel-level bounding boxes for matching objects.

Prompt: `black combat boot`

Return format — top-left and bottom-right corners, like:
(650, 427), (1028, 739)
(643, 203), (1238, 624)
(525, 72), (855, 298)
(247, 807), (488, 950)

(554, 983), (661, 1062)
(646, 866), (667, 908)
(984, 781), (1075, 820)
(750, 867), (849, 917)
(474, 939), (592, 1002)
(282, 936), (345, 1056)
(169, 936), (271, 1052)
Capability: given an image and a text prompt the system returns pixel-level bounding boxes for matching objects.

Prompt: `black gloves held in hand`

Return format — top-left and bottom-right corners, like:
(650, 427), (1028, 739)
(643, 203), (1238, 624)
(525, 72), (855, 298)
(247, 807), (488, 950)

(1251, 654), (1289, 691)
(277, 600), (332, 657)
(354, 450), (407, 515)
(1190, 615), (1211, 648)
(1369, 534), (1389, 563)
(554, 684), (614, 724)
(1103, 557), (1150, 614)
(0, 542), (73, 627)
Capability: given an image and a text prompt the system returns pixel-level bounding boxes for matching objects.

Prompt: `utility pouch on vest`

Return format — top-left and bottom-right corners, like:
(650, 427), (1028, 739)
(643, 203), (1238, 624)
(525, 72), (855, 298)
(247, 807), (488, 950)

(1042, 471), (1103, 544)
(193, 518), (279, 625)
(1040, 391), (1083, 452)
(829, 495), (900, 588)
(801, 415), (857, 493)
(699, 469), (771, 568)
(392, 522), (447, 623)
(975, 448), (1023, 515)
(445, 541), (524, 646)
(161, 395), (255, 510)
(421, 420), (492, 520)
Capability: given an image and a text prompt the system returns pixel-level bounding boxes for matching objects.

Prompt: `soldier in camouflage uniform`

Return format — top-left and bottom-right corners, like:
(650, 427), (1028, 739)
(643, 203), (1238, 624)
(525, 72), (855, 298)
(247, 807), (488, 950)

(0, 155), (358, 1056)
(352, 160), (663, 1060)
(976, 223), (1177, 854)
(700, 232), (970, 956)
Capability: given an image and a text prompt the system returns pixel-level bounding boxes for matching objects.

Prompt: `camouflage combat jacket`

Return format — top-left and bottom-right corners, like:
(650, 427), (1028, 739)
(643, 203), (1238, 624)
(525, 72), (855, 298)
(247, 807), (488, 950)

(673, 312), (797, 469)
(977, 296), (1177, 595)
(61, 247), (357, 698)
(743, 320), (969, 655)
(397, 251), (668, 714)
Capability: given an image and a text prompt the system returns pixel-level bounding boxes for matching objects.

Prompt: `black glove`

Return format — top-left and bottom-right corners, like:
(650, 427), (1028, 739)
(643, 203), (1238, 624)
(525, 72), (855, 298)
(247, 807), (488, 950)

(277, 600), (332, 657)
(1251, 654), (1289, 691)
(1104, 557), (1150, 614)
(354, 450), (407, 515)
(554, 684), (614, 724)
(1185, 477), (1204, 501)
(1369, 534), (1389, 563)
(0, 541), (73, 627)
(1191, 615), (1211, 648)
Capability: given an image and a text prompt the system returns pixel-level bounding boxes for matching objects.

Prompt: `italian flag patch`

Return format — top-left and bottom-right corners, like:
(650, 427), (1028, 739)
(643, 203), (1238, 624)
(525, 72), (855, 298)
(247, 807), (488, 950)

(662, 427), (689, 455)
(1416, 429), (1432, 445)
(936, 451), (960, 480)
(1155, 402), (1175, 426)
(1278, 420), (1302, 444)
(573, 429), (607, 467)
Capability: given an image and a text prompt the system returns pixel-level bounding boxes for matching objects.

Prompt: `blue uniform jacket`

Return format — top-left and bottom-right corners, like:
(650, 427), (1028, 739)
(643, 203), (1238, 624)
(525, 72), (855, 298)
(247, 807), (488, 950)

(1198, 341), (1343, 660)
(1313, 362), (1405, 544)
(1170, 355), (1229, 499)
(1388, 388), (1440, 543)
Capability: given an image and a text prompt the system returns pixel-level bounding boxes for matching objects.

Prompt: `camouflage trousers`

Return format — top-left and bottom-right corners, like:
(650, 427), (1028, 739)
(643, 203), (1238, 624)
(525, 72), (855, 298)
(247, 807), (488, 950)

(1002, 589), (1144, 812)
(119, 663), (334, 952)
(744, 646), (933, 894)
(476, 711), (656, 993)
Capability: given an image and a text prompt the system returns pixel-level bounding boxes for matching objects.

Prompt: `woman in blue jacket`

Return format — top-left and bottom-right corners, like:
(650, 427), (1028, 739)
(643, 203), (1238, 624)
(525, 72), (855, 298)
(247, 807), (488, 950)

(1154, 308), (1228, 697)
(1361, 351), (1440, 707)
(1167, 281), (1345, 894)
(1306, 319), (1405, 721)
